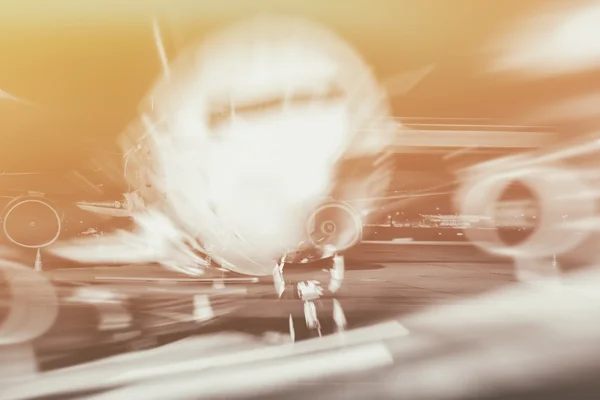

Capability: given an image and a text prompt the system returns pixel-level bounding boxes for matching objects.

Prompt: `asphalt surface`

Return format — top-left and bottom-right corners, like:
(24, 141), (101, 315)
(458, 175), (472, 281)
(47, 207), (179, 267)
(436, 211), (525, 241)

(0, 242), (522, 399)
(40, 241), (515, 322)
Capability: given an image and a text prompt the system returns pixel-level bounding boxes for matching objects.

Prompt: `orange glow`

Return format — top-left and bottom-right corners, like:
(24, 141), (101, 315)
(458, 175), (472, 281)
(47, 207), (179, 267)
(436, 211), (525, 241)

(0, 1), (545, 173)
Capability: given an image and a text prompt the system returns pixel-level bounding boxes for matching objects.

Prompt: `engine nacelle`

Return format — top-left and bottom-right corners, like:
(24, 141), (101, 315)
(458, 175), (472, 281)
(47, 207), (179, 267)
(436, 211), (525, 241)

(2, 194), (62, 249)
(0, 261), (58, 345)
(306, 201), (363, 253)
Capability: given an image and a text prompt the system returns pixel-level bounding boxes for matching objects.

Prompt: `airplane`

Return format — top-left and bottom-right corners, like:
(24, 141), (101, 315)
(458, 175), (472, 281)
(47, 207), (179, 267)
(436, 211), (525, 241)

(0, 117), (553, 270)
(0, 15), (561, 274)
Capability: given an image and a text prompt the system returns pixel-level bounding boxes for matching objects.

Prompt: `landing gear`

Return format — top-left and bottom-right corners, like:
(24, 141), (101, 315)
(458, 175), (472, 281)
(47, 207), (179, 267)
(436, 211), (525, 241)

(287, 297), (348, 342)
(274, 252), (347, 343)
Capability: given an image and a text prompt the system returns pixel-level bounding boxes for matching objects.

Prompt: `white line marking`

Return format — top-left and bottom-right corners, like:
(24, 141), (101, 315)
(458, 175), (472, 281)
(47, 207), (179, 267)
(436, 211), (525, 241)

(96, 344), (394, 400)
(361, 240), (472, 246)
(198, 344), (394, 398)
(112, 320), (408, 384)
(193, 295), (214, 322)
(94, 276), (259, 283)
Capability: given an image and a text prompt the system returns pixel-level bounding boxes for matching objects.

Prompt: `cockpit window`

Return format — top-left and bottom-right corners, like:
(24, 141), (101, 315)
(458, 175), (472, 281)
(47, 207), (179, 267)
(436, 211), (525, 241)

(208, 86), (345, 128)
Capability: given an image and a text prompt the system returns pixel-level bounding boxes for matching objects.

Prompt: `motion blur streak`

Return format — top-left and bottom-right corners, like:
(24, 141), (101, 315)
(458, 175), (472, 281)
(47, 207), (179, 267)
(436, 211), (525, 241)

(0, 257), (58, 346)
(50, 210), (208, 276)
(92, 344), (394, 400)
(50, 15), (395, 276)
(491, 0), (600, 76)
(385, 267), (600, 399)
(0, 88), (31, 104)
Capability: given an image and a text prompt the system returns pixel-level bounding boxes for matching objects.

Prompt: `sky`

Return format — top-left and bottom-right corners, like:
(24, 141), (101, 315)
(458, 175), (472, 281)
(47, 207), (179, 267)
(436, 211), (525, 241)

(0, 0), (579, 172)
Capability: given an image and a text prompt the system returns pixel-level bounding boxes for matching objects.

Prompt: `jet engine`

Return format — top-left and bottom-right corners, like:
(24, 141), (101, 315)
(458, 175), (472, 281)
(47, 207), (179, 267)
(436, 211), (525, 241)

(2, 194), (62, 249)
(0, 260), (58, 346)
(307, 200), (363, 252)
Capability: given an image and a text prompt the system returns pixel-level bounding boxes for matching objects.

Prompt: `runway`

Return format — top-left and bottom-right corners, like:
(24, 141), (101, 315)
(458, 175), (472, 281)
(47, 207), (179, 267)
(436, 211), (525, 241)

(0, 241), (529, 399)
(0, 249), (546, 400)
(41, 241), (515, 323)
